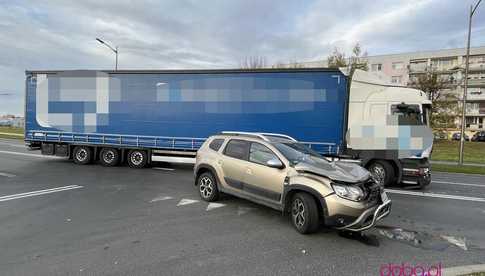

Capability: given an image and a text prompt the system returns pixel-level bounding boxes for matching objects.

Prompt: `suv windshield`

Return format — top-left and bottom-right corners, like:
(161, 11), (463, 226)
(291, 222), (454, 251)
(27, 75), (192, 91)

(272, 142), (322, 165)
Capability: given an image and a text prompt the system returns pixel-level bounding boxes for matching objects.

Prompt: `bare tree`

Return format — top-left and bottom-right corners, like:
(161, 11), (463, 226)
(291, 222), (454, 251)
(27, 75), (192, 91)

(408, 70), (447, 102)
(327, 48), (347, 68)
(240, 56), (267, 69)
(272, 60), (305, 68)
(409, 70), (459, 129)
(327, 43), (368, 77)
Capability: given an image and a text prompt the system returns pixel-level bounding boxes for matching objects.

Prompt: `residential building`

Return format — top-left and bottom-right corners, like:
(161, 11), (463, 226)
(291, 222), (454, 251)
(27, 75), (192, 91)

(297, 46), (485, 130)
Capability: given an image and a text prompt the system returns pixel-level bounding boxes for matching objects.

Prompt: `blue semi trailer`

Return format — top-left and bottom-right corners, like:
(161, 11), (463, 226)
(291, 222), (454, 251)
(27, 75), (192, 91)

(24, 68), (432, 187)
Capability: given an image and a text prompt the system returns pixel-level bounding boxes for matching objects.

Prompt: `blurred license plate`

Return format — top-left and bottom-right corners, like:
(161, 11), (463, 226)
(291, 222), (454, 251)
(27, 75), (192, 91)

(381, 191), (389, 202)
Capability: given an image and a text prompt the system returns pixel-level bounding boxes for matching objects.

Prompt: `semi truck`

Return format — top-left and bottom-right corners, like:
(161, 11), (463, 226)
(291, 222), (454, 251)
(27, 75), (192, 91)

(24, 68), (433, 187)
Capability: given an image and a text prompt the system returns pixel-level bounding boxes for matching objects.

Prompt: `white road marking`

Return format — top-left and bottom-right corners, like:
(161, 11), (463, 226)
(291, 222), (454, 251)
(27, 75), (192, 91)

(0, 142), (25, 148)
(152, 167), (175, 171)
(433, 180), (485, 188)
(0, 185), (83, 202)
(237, 206), (256, 216)
(206, 202), (226, 211)
(176, 198), (199, 206)
(441, 235), (468, 251)
(0, 150), (63, 159)
(150, 196), (173, 202)
(385, 189), (485, 203)
(0, 172), (16, 178)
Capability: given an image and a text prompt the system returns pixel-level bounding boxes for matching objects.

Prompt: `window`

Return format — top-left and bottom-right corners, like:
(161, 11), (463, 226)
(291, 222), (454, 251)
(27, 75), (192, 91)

(224, 139), (249, 160)
(391, 104), (423, 125)
(371, 64), (382, 71)
(391, 76), (402, 84)
(249, 143), (278, 165)
(208, 139), (224, 151)
(392, 62), (404, 70)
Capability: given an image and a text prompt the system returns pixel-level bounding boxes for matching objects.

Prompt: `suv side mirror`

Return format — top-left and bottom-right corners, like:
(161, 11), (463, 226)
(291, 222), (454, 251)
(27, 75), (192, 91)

(266, 158), (284, 169)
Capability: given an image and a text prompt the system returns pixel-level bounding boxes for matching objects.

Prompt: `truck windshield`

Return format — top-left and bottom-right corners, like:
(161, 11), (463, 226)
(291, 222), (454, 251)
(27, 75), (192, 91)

(391, 104), (424, 125)
(272, 142), (322, 165)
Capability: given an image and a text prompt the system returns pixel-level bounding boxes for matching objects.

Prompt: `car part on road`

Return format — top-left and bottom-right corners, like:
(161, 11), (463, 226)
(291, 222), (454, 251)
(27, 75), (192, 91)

(99, 148), (120, 167)
(73, 146), (93, 165)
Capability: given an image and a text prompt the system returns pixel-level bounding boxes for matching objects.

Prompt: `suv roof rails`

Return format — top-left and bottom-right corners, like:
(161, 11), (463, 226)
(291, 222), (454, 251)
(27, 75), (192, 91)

(220, 131), (297, 142)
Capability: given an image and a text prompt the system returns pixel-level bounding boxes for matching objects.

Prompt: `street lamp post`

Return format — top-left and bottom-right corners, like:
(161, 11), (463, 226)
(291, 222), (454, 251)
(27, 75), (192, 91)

(459, 0), (482, 165)
(96, 38), (118, 71)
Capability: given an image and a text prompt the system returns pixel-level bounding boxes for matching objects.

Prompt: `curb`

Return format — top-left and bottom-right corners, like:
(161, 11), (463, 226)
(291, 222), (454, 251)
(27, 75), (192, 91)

(443, 264), (485, 276)
(0, 132), (23, 137)
(431, 161), (485, 167)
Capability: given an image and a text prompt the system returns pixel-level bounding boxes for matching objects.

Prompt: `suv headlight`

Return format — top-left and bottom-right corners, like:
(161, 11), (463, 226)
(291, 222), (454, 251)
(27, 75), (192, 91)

(332, 184), (365, 201)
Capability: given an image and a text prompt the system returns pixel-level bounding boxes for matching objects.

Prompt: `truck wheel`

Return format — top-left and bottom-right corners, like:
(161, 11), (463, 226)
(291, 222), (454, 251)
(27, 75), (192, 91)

(197, 172), (219, 202)
(127, 149), (148, 168)
(368, 160), (395, 187)
(73, 146), (93, 165)
(99, 148), (120, 167)
(291, 193), (319, 234)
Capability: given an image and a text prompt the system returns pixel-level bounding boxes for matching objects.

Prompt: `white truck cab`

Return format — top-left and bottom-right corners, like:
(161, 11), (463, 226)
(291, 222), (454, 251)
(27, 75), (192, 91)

(345, 70), (433, 187)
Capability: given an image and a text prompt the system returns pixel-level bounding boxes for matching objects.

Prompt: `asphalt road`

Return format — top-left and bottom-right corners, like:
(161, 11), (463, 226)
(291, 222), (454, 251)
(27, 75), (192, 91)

(0, 138), (484, 276)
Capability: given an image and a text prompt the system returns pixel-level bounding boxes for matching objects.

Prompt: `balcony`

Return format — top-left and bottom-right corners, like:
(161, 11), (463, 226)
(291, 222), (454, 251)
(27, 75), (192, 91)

(467, 92), (485, 101)
(467, 78), (485, 87)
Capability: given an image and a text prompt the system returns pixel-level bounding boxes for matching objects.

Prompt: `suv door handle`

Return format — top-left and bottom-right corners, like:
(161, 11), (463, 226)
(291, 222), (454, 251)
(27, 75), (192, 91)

(246, 168), (252, 175)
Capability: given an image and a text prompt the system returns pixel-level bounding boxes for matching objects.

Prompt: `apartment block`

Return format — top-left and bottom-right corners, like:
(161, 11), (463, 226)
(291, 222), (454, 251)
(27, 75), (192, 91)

(299, 46), (485, 130)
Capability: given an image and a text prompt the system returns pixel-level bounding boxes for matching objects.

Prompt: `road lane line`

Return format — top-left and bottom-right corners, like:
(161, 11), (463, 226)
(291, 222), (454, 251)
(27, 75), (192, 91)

(0, 142), (25, 148)
(0, 185), (83, 202)
(153, 167), (175, 171)
(0, 150), (63, 159)
(0, 185), (80, 200)
(433, 180), (485, 188)
(385, 189), (485, 203)
(0, 172), (16, 177)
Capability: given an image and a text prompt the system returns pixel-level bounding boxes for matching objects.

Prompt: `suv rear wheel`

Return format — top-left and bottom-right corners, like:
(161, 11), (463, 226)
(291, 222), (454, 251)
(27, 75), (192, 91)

(291, 193), (319, 234)
(197, 172), (219, 202)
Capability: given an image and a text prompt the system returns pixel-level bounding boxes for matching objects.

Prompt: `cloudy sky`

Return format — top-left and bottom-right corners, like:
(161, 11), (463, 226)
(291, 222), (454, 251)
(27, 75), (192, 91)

(1, 0), (485, 115)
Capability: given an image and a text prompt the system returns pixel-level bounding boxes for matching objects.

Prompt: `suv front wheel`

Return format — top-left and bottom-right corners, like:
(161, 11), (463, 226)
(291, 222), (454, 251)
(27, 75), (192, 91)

(197, 172), (219, 202)
(291, 193), (319, 234)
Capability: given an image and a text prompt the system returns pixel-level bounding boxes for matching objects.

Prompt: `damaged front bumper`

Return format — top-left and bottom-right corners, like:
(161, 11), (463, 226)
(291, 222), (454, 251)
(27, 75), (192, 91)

(335, 197), (392, 232)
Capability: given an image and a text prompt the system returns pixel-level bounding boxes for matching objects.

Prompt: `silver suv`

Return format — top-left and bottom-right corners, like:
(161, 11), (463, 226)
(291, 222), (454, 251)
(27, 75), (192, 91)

(194, 132), (391, 234)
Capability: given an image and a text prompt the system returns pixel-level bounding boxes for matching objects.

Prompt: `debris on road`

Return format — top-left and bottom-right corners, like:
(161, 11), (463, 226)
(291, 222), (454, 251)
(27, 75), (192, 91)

(441, 235), (468, 251)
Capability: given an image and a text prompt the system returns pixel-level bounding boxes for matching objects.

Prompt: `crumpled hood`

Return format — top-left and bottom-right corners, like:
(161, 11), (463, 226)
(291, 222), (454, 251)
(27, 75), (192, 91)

(294, 157), (370, 183)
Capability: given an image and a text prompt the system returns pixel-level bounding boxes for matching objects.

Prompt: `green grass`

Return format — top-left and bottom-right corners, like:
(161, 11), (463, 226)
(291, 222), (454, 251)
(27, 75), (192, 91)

(432, 140), (485, 164)
(432, 163), (485, 175)
(0, 126), (24, 139)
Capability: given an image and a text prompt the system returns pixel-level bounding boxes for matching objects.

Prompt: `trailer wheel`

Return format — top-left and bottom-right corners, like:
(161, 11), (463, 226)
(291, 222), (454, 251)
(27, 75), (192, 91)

(127, 149), (148, 168)
(367, 160), (395, 187)
(73, 146), (93, 165)
(99, 148), (120, 167)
